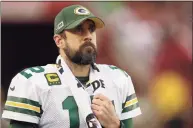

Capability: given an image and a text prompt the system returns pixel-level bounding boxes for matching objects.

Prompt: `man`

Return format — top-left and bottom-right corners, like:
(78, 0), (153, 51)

(2, 5), (141, 128)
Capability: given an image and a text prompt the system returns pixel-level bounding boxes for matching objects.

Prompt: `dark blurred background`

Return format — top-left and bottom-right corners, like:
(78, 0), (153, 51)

(1, 2), (192, 128)
(2, 23), (57, 91)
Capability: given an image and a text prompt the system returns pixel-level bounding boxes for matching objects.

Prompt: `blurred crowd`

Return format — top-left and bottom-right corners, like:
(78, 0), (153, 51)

(94, 2), (192, 128)
(1, 2), (192, 128)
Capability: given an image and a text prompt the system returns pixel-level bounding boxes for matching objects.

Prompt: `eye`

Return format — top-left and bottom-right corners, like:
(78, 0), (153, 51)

(89, 24), (96, 33)
(75, 25), (83, 33)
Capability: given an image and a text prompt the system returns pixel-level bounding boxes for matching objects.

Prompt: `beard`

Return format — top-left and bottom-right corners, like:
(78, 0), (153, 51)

(63, 41), (97, 65)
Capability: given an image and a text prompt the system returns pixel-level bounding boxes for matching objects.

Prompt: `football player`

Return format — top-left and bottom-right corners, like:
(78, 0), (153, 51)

(2, 5), (141, 128)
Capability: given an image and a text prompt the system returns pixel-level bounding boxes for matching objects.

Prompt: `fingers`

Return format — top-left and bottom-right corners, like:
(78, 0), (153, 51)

(91, 103), (99, 111)
(93, 94), (112, 109)
(91, 94), (120, 127)
(92, 94), (114, 116)
(92, 105), (108, 116)
(91, 99), (109, 113)
(92, 98), (103, 106)
(94, 94), (109, 101)
(92, 97), (111, 110)
(93, 109), (104, 117)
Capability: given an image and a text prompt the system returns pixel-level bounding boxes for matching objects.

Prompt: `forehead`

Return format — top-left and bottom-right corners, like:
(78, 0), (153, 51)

(79, 19), (95, 26)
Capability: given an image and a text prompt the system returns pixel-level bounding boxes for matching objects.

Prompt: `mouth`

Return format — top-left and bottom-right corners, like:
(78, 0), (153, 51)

(83, 46), (94, 54)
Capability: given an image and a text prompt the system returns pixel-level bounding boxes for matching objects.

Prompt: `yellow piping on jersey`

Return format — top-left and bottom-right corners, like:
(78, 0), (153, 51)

(125, 98), (138, 108)
(5, 101), (40, 113)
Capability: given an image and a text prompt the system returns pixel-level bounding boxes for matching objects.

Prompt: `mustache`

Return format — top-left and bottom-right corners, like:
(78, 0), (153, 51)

(80, 41), (96, 50)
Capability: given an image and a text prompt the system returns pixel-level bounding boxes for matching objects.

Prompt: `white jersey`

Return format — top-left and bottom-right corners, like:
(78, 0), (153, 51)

(2, 62), (141, 128)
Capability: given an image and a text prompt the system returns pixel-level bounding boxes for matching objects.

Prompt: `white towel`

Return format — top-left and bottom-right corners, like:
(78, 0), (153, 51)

(56, 55), (102, 128)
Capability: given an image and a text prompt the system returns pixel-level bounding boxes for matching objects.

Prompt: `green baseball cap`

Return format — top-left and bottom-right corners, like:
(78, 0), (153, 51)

(54, 5), (105, 34)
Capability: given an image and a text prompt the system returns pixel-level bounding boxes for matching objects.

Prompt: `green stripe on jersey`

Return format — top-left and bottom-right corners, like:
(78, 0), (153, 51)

(122, 102), (139, 113)
(7, 96), (40, 107)
(4, 106), (41, 117)
(122, 94), (136, 109)
(109, 65), (128, 77)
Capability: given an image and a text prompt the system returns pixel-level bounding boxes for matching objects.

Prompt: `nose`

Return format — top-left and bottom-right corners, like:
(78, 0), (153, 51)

(84, 29), (92, 42)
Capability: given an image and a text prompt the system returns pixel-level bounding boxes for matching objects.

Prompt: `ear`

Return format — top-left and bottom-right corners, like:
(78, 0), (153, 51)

(53, 34), (64, 48)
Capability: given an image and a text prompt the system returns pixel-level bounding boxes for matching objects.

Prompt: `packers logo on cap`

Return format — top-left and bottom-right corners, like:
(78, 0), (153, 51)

(74, 7), (90, 15)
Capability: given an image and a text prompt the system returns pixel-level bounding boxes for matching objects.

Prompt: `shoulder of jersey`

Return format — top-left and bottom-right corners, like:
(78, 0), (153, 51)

(15, 64), (61, 88)
(96, 64), (130, 79)
(96, 64), (131, 89)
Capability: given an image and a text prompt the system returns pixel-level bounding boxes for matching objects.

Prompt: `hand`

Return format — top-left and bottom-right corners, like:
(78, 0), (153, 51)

(91, 94), (120, 128)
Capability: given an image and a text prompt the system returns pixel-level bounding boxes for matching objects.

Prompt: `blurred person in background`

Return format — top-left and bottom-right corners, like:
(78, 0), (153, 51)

(96, 3), (165, 128)
(149, 2), (192, 128)
(101, 2), (165, 96)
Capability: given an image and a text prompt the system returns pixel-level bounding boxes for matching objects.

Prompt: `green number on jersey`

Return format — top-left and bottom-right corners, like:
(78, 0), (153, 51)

(62, 96), (114, 128)
(62, 96), (80, 128)
(20, 66), (45, 79)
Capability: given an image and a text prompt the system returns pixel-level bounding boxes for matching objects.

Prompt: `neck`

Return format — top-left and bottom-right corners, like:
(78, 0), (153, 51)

(60, 54), (90, 77)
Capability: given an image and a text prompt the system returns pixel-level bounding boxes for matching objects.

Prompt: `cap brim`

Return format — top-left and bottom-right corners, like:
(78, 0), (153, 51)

(65, 16), (105, 30)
